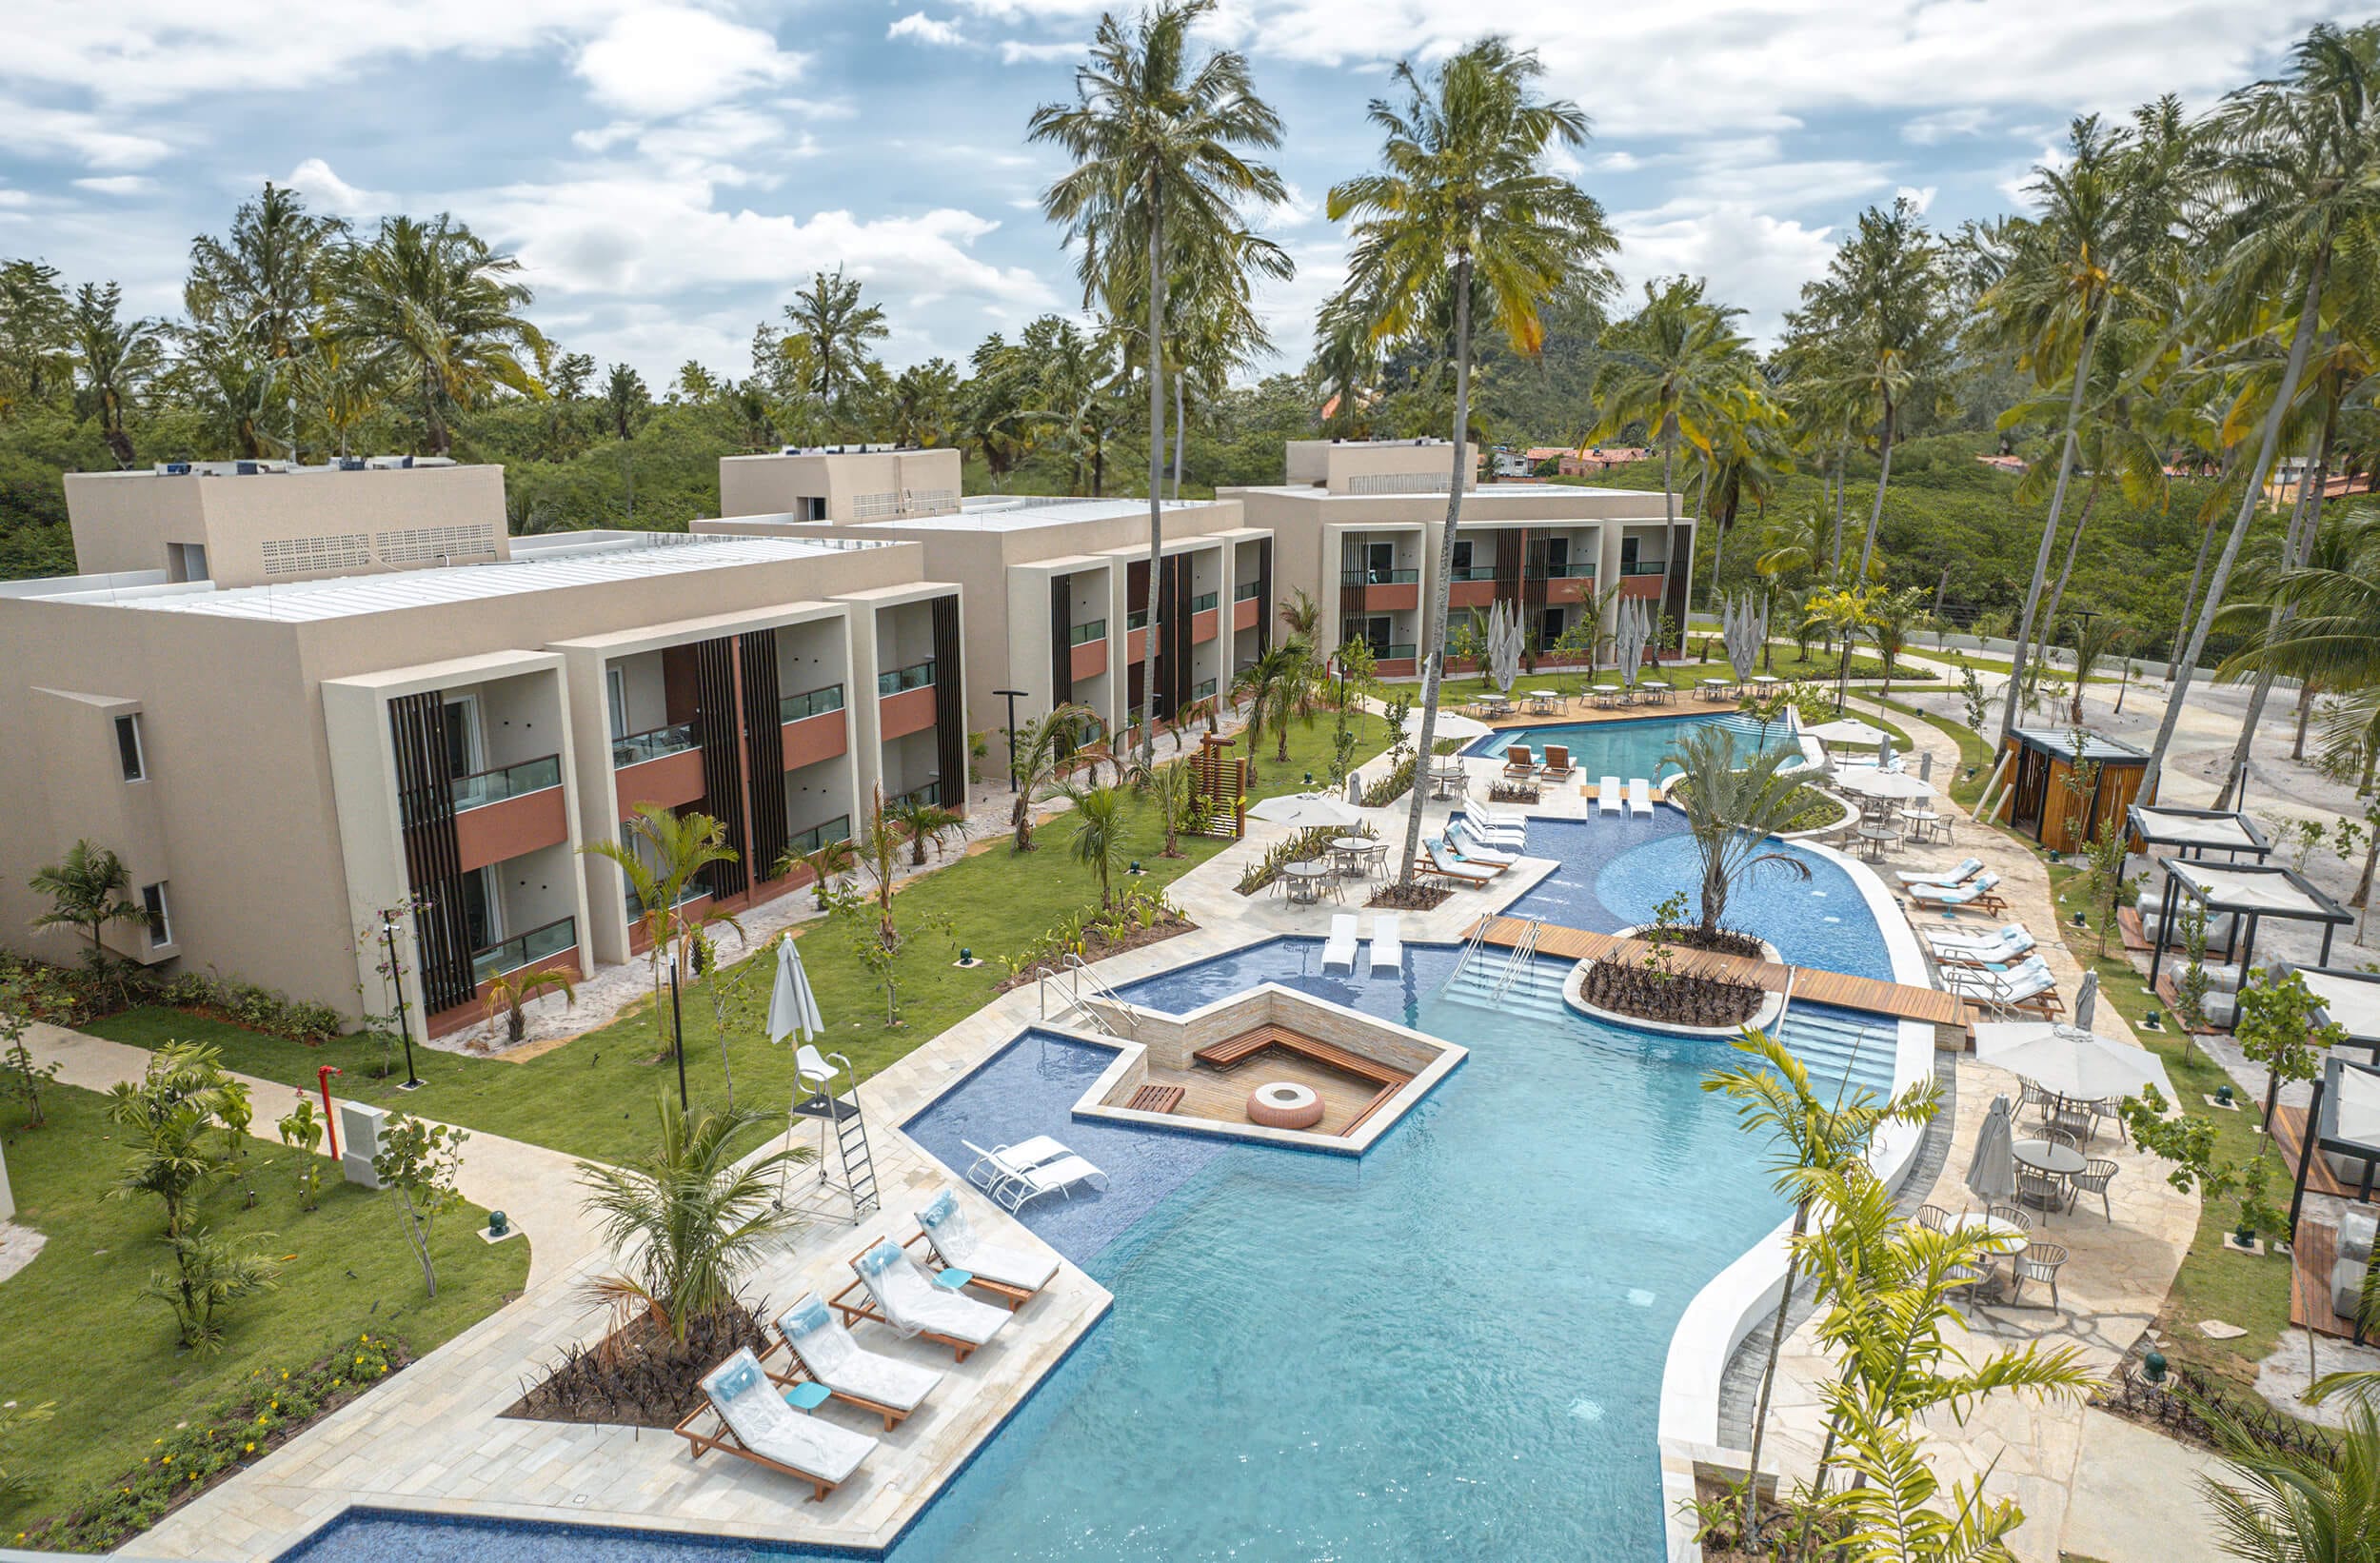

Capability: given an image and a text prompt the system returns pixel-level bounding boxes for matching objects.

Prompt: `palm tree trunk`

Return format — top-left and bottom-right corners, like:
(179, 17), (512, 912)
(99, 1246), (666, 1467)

(2169, 503), (2221, 678)
(1829, 442), (1848, 575)
(1397, 257), (1474, 888)
(1854, 400), (1896, 579)
(1140, 181), (1166, 767)
(2215, 419), (2330, 810)
(1172, 372), (1185, 500)
(2144, 247), (2330, 803)
(1999, 317), (2099, 753)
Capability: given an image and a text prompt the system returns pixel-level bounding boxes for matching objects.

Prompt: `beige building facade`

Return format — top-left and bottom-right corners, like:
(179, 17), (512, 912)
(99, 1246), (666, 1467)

(718, 445), (963, 524)
(2, 465), (966, 1038)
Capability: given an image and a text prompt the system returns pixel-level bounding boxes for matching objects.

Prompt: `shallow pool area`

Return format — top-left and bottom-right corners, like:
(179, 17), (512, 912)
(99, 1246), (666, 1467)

(1465, 708), (1797, 779)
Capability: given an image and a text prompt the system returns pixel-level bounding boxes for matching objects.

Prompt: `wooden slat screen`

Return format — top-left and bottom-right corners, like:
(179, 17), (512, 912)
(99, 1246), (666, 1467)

(691, 636), (749, 900)
(739, 629), (787, 884)
(388, 690), (476, 1012)
(1255, 538), (1273, 656)
(1155, 550), (1182, 720)
(930, 593), (965, 808)
(1050, 574), (1073, 703)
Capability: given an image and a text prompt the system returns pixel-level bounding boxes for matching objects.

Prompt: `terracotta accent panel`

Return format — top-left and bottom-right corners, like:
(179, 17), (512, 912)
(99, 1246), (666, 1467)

(1377, 659), (1418, 678)
(1126, 626), (1151, 663)
(613, 745), (705, 819)
(1619, 574), (1665, 601)
(1363, 583), (1419, 612)
(453, 785), (567, 873)
(1071, 637), (1108, 681)
(1544, 576), (1589, 604)
(1190, 608), (1219, 644)
(1234, 597), (1259, 631)
(781, 709), (848, 771)
(1448, 580), (1498, 610)
(880, 683), (937, 741)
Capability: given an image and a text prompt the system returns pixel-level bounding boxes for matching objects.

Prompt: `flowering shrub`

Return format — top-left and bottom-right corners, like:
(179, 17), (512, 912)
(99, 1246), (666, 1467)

(12, 1336), (402, 1552)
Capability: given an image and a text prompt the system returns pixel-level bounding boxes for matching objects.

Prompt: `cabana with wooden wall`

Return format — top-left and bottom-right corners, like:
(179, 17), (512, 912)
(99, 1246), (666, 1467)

(1992, 727), (2150, 855)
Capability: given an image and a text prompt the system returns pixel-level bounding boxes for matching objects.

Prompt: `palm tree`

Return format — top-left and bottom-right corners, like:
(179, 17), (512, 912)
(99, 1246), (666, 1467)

(185, 182), (346, 366)
(28, 839), (146, 971)
(577, 1089), (809, 1346)
(1061, 782), (1133, 907)
(603, 363), (647, 441)
(1325, 36), (1616, 888)
(1862, 585), (1934, 700)
(580, 805), (739, 1049)
(1031, 0), (1288, 762)
(70, 283), (161, 467)
(1661, 726), (1814, 942)
(1235, 638), (1311, 772)
(2145, 22), (2380, 802)
(482, 965), (577, 1048)
(781, 267), (888, 407)
(1277, 585), (1321, 643)
(1975, 113), (2186, 752)
(331, 213), (543, 456)
(2066, 614), (2133, 722)
(1129, 751), (1199, 857)
(1803, 583), (1885, 711)
(1009, 702), (1101, 850)
(1701, 1031), (1941, 1553)
(889, 795), (966, 867)
(2199, 1395), (2380, 1563)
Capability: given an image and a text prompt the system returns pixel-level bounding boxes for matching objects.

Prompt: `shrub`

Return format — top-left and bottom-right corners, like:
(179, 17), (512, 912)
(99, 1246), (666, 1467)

(1234, 825), (1359, 896)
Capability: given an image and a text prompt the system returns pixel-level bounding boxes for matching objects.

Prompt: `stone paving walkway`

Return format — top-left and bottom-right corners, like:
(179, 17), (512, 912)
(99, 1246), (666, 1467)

(0, 1219), (44, 1284)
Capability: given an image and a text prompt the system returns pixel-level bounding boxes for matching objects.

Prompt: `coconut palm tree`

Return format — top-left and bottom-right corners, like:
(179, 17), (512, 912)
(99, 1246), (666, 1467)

(1661, 725), (1814, 942)
(1861, 585), (1934, 699)
(185, 181), (346, 366)
(1325, 35), (1616, 888)
(482, 965), (577, 1048)
(28, 838), (147, 973)
(69, 283), (162, 467)
(577, 1089), (809, 1346)
(781, 267), (888, 408)
(1031, 0), (1289, 762)
(2145, 21), (2380, 802)
(1010, 702), (1101, 850)
(2065, 614), (2133, 722)
(889, 794), (966, 867)
(330, 212), (543, 456)
(1803, 583), (1886, 712)
(2199, 1395), (2380, 1563)
(1700, 1031), (1941, 1553)
(1061, 782), (1133, 907)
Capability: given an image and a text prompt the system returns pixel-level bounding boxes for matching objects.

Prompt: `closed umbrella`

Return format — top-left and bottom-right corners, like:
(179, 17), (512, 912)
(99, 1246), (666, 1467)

(766, 933), (823, 1046)
(1966, 1095), (2017, 1206)
(1248, 794), (1365, 830)
(2072, 971), (2098, 1030)
(1973, 1022), (2176, 1101)
(1876, 735), (1894, 771)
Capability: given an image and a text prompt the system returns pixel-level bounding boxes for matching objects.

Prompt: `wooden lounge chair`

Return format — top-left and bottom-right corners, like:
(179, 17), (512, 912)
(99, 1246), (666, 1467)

(1432, 834), (1511, 876)
(1939, 957), (2064, 1019)
(832, 1237), (1012, 1360)
(1502, 745), (1537, 779)
(1448, 820), (1520, 864)
(1906, 872), (2005, 915)
(768, 1295), (942, 1430)
(1422, 839), (1499, 884)
(1539, 744), (1575, 782)
(911, 1186), (1059, 1307)
(674, 1347), (878, 1502)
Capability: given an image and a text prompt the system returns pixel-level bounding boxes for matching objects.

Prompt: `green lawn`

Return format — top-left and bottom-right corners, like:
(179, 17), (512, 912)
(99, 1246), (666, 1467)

(89, 714), (1395, 1168)
(1876, 698), (1999, 810)
(0, 1083), (526, 1535)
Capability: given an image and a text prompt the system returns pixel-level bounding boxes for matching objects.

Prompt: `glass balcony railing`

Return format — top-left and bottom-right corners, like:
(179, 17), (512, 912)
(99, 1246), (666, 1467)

(785, 815), (853, 858)
(1448, 564), (1501, 582)
(1191, 677), (1218, 700)
(889, 780), (942, 810)
(625, 880), (710, 921)
(1126, 608), (1151, 631)
(1339, 567), (1418, 586)
(471, 915), (576, 983)
(1375, 643), (1418, 661)
(1067, 619), (1107, 645)
(613, 722), (696, 769)
(1188, 590), (1220, 613)
(450, 753), (562, 814)
(1235, 580), (1262, 602)
(877, 659), (935, 698)
(1621, 560), (1668, 577)
(1525, 562), (1597, 579)
(779, 683), (845, 724)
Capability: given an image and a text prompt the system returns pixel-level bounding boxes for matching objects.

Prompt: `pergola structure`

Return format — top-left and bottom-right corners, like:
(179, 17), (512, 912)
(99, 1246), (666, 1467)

(2125, 804), (2273, 864)
(2288, 1057), (2380, 1229)
(2145, 858), (2352, 983)
(2283, 964), (2380, 1064)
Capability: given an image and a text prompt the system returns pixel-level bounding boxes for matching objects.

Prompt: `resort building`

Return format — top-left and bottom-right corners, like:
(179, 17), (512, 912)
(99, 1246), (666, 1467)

(0, 461), (966, 1037)
(719, 444), (963, 523)
(1223, 439), (1695, 677)
(700, 476), (1275, 750)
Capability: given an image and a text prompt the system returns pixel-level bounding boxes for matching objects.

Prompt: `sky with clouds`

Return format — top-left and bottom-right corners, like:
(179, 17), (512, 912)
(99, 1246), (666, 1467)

(0, 1), (2350, 388)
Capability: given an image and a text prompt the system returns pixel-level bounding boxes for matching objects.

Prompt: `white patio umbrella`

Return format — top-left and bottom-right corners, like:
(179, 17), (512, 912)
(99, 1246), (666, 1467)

(1247, 794), (1365, 830)
(1407, 709), (1493, 742)
(1965, 1094), (2017, 1205)
(1836, 768), (1935, 801)
(1806, 718), (1891, 747)
(766, 933), (823, 1046)
(1973, 1021), (2176, 1102)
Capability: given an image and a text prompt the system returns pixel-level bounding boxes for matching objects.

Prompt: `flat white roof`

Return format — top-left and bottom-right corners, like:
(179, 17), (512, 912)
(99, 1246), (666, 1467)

(1228, 483), (1672, 506)
(2164, 860), (2350, 921)
(862, 496), (1216, 533)
(61, 534), (896, 623)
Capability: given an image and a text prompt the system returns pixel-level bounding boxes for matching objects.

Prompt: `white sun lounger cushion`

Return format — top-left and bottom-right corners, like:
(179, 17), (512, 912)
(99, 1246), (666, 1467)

(856, 1239), (1011, 1345)
(1597, 778), (1623, 816)
(917, 1189), (1060, 1294)
(1369, 914), (1403, 975)
(1458, 813), (1525, 846)
(1911, 872), (1999, 904)
(777, 1296), (943, 1415)
(1471, 801), (1526, 831)
(1455, 817), (1524, 854)
(1896, 858), (1983, 887)
(702, 1348), (879, 1486)
(1925, 921), (2032, 954)
(1626, 779), (1654, 817)
(1424, 840), (1497, 881)
(1444, 827), (1517, 867)
(1320, 914), (1359, 973)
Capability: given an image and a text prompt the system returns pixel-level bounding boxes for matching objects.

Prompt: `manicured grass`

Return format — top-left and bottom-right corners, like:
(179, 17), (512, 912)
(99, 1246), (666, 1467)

(1877, 699), (1998, 811)
(89, 715), (1395, 1167)
(0, 1083), (526, 1534)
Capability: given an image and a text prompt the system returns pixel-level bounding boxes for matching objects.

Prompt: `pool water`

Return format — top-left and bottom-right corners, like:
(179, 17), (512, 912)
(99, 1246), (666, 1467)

(1466, 709), (1796, 781)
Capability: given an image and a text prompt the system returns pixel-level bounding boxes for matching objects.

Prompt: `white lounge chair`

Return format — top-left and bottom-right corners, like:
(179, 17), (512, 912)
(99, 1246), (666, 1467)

(963, 1140), (1107, 1211)
(1939, 956), (2063, 1019)
(1471, 800), (1529, 833)
(963, 1134), (1069, 1191)
(1896, 857), (1984, 888)
(1924, 923), (2035, 963)
(1444, 825), (1519, 867)
(1908, 872), (2004, 912)
(1423, 839), (1499, 884)
(1626, 778), (1655, 818)
(1457, 811), (1526, 848)
(849, 1237), (1011, 1358)
(1320, 914), (1359, 973)
(1369, 914), (1403, 976)
(677, 1347), (879, 1502)
(773, 1294), (943, 1430)
(914, 1187), (1059, 1301)
(1597, 777), (1623, 818)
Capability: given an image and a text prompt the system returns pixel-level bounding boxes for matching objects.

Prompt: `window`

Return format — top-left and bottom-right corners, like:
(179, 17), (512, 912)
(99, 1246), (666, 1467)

(442, 696), (481, 778)
(115, 713), (146, 782)
(801, 497), (827, 522)
(1365, 541), (1396, 580)
(141, 882), (172, 948)
(1539, 607), (1564, 647)
(606, 666), (628, 742)
(1619, 536), (1639, 572)
(1451, 539), (1473, 574)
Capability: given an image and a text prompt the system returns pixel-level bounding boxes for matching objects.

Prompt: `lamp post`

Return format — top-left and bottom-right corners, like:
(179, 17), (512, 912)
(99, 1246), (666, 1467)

(381, 905), (424, 1091)
(994, 689), (1028, 793)
(668, 954), (689, 1113)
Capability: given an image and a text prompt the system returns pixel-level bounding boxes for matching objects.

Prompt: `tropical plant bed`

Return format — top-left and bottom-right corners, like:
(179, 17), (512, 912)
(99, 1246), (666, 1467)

(2092, 1351), (2340, 1465)
(1580, 959), (1764, 1027)
(1367, 883), (1452, 911)
(505, 1304), (772, 1430)
(1489, 781), (1541, 803)
(992, 909), (1199, 994)
(13, 1336), (410, 1553)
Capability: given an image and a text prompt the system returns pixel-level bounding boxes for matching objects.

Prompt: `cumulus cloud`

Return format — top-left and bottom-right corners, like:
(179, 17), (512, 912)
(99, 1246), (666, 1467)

(888, 12), (967, 46)
(1611, 203), (1840, 346)
(0, 101), (172, 169)
(73, 173), (157, 196)
(572, 7), (807, 119)
(284, 157), (383, 216)
(998, 37), (1087, 64)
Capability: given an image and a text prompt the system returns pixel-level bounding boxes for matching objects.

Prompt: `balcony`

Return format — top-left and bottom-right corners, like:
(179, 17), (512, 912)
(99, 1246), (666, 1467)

(1622, 559), (1668, 577)
(780, 683), (849, 770)
(1188, 590), (1220, 613)
(1339, 567), (1418, 585)
(448, 754), (568, 871)
(472, 915), (577, 984)
(785, 815), (853, 858)
(879, 658), (939, 741)
(780, 683), (846, 724)
(1067, 619), (1107, 645)
(1234, 580), (1261, 601)
(877, 659), (935, 698)
(887, 780), (942, 810)
(613, 720), (706, 817)
(1525, 562), (1597, 579)
(1126, 607), (1151, 631)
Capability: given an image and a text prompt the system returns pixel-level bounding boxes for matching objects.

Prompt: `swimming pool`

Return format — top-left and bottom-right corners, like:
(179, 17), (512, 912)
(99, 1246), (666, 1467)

(1466, 709), (1796, 780)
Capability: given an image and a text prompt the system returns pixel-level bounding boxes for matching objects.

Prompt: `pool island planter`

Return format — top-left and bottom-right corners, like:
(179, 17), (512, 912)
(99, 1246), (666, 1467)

(1561, 932), (1788, 1039)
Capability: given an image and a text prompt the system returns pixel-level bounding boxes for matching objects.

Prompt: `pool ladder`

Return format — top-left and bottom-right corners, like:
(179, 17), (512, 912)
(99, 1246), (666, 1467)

(1491, 919), (1542, 1001)
(1037, 953), (1138, 1038)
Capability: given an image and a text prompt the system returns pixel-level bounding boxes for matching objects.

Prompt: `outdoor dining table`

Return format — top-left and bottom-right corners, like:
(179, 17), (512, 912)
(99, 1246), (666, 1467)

(2013, 1138), (2087, 1219)
(1750, 675), (1781, 693)
(1637, 680), (1672, 706)
(1945, 1210), (2031, 1294)
(1700, 677), (1736, 702)
(1279, 861), (1339, 904)
(1526, 689), (1563, 715)
(1429, 762), (1468, 800)
(1592, 683), (1622, 708)
(1331, 836), (1386, 880)
(1902, 805), (1950, 844)
(1855, 823), (1900, 861)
